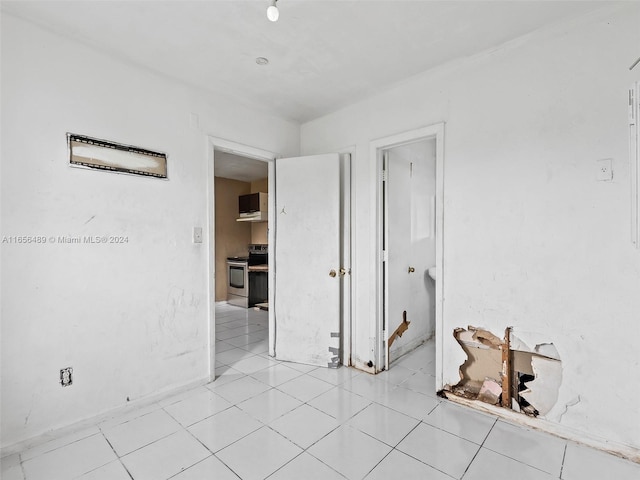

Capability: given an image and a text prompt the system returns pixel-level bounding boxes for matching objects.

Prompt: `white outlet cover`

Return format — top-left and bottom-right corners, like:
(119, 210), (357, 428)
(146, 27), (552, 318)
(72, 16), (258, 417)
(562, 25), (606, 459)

(597, 158), (613, 181)
(193, 226), (203, 243)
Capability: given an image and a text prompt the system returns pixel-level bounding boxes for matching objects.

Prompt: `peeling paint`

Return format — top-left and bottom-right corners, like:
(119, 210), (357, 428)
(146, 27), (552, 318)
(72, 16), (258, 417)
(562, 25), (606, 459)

(519, 356), (563, 415)
(388, 311), (411, 348)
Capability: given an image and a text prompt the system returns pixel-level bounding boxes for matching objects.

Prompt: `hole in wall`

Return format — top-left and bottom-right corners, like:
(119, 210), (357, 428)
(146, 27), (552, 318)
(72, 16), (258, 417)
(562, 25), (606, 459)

(445, 326), (562, 417)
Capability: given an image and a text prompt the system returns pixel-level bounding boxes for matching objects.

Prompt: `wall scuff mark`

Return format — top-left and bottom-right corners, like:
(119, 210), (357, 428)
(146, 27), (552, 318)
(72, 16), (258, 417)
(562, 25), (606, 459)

(446, 325), (562, 418)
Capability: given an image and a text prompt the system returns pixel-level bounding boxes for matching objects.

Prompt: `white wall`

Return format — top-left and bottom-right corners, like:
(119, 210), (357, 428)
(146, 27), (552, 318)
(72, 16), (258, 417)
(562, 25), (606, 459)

(301, 4), (640, 453)
(0, 14), (299, 449)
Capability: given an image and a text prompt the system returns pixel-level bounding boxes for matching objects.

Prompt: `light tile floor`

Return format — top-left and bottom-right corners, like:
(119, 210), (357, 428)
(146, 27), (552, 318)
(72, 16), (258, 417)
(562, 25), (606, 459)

(2, 303), (639, 480)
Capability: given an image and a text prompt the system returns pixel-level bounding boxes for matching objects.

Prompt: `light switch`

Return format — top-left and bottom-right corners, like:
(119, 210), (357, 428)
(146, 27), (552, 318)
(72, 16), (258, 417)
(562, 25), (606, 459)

(597, 158), (613, 181)
(193, 227), (203, 243)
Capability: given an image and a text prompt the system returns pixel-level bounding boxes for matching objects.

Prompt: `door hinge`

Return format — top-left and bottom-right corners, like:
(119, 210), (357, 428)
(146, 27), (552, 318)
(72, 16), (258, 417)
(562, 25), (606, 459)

(382, 250), (388, 262)
(381, 169), (388, 182)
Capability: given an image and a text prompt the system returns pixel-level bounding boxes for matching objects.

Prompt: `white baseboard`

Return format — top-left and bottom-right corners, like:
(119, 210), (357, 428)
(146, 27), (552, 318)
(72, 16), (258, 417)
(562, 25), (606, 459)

(0, 376), (210, 458)
(443, 393), (640, 464)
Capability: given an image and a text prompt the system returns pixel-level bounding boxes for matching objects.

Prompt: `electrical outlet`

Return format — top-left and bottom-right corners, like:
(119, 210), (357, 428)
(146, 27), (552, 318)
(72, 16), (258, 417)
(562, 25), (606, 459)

(193, 227), (203, 243)
(597, 158), (613, 181)
(60, 367), (73, 387)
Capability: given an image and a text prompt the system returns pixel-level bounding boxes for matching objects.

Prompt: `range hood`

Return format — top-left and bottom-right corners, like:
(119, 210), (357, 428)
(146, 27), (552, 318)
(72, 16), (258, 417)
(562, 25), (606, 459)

(237, 192), (267, 223)
(237, 211), (267, 222)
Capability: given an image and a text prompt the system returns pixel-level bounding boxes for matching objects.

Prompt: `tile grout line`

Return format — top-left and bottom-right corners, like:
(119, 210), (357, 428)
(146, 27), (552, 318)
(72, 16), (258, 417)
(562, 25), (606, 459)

(177, 417), (248, 479)
(459, 415), (498, 479)
(101, 432), (134, 480)
(559, 443), (568, 479)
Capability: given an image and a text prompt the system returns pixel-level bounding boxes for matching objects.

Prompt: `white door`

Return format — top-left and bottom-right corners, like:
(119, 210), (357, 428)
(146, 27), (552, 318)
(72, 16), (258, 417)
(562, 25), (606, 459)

(385, 139), (437, 368)
(274, 153), (342, 367)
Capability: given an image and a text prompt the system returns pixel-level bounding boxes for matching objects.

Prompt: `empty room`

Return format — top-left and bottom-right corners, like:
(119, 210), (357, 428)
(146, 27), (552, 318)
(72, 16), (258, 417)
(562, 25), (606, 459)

(1, 1), (640, 479)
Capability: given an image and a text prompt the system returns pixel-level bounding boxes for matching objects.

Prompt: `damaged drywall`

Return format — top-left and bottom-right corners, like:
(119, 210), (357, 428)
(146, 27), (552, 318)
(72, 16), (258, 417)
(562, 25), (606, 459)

(446, 326), (562, 417)
(388, 310), (411, 349)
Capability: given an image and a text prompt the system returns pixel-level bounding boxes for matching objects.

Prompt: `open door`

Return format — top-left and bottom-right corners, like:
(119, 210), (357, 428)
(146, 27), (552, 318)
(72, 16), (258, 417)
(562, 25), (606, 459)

(274, 153), (343, 367)
(384, 140), (437, 369)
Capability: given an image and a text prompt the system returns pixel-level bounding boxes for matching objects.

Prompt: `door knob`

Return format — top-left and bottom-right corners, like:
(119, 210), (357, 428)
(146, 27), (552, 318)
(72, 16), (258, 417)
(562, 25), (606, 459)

(408, 266), (415, 273)
(329, 269), (337, 277)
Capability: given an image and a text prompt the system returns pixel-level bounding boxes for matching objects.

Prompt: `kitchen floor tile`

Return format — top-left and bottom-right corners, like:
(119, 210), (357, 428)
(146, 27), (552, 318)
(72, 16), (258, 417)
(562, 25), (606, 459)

(157, 385), (211, 408)
(216, 325), (260, 341)
(347, 403), (421, 447)
(281, 361), (319, 373)
(227, 331), (268, 347)
(229, 354), (277, 374)
(20, 426), (102, 461)
(188, 406), (263, 453)
(170, 455), (240, 480)
(101, 408), (182, 456)
(561, 442), (640, 479)
(73, 460), (131, 480)
(211, 365), (246, 387)
(464, 448), (556, 480)
(364, 449), (452, 480)
(216, 427), (302, 480)
(483, 420), (566, 476)
(392, 345), (434, 372)
(250, 363), (304, 387)
(242, 339), (270, 355)
(276, 374), (335, 402)
(268, 452), (346, 480)
(376, 365), (417, 386)
(215, 348), (255, 366)
(214, 341), (238, 353)
(396, 422), (480, 479)
(120, 430), (210, 480)
(269, 404), (340, 449)
(237, 388), (302, 424)
(307, 365), (362, 386)
(308, 425), (392, 480)
(307, 387), (371, 421)
(422, 400), (496, 445)
(209, 375), (271, 404)
(22, 434), (117, 480)
(376, 385), (440, 420)
(397, 371), (438, 397)
(163, 388), (233, 427)
(341, 373), (395, 402)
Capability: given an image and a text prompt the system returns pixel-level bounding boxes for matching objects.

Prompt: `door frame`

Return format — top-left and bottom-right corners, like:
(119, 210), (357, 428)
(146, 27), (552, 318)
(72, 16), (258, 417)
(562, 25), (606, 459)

(371, 123), (445, 387)
(339, 150), (354, 367)
(207, 136), (276, 381)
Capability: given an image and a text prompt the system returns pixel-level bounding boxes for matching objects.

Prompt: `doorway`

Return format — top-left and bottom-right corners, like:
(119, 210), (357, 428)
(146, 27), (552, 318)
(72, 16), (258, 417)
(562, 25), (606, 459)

(207, 137), (276, 380)
(207, 138), (353, 379)
(384, 138), (436, 367)
(372, 124), (444, 384)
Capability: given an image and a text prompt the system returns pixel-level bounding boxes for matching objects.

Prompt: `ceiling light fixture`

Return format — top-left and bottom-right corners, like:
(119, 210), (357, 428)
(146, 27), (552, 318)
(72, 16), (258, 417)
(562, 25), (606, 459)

(267, 0), (279, 22)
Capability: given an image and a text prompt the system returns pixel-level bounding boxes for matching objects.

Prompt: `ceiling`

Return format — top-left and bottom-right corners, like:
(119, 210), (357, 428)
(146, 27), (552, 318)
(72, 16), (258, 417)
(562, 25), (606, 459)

(214, 150), (268, 182)
(2, 1), (611, 123)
